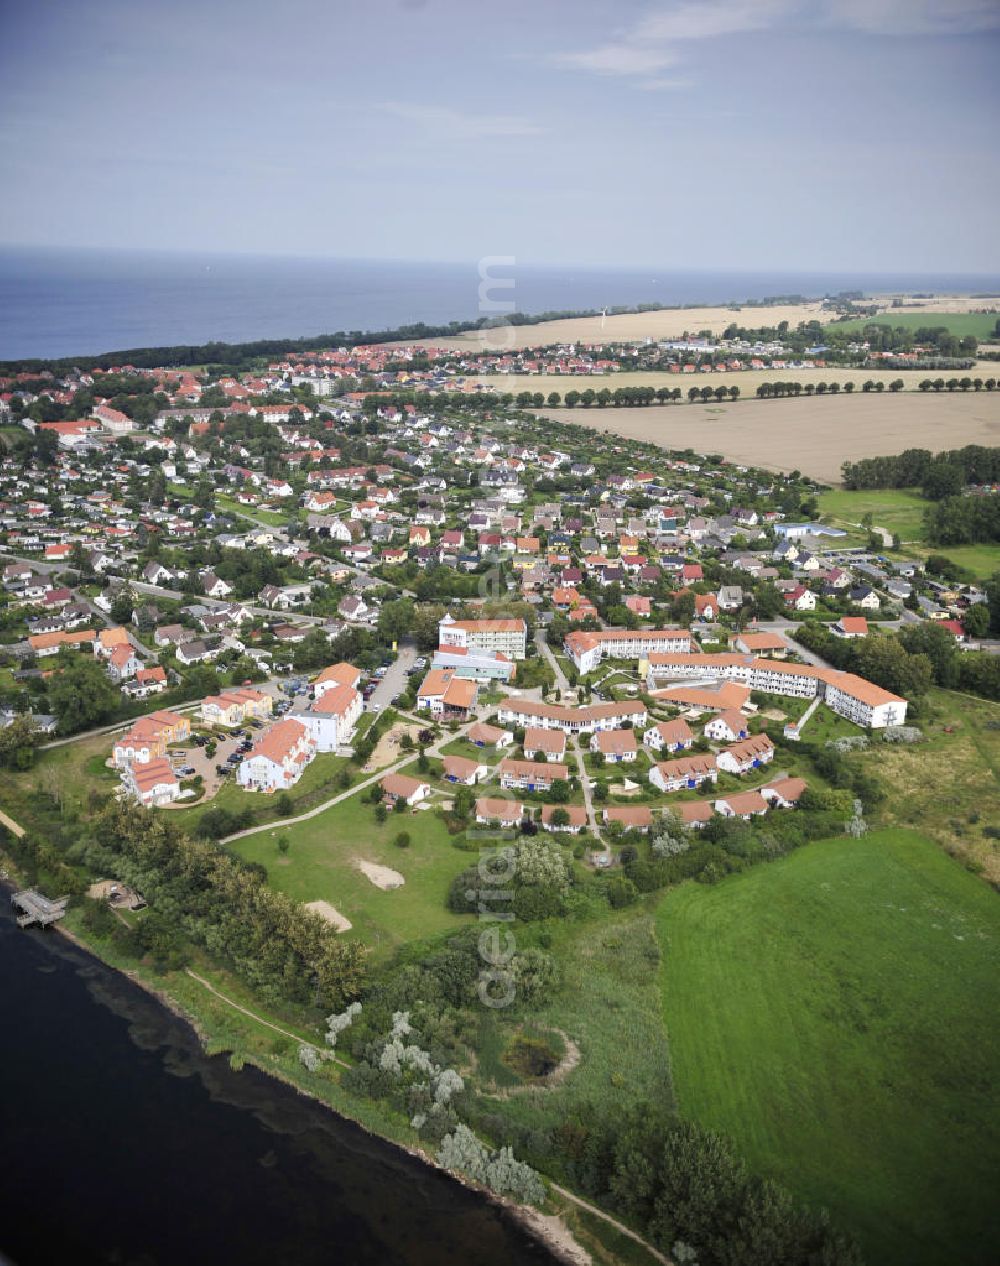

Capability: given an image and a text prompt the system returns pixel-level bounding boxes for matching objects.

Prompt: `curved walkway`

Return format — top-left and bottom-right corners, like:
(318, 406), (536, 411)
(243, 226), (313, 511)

(221, 719), (471, 845)
(184, 969), (349, 1068)
(549, 1183), (671, 1265)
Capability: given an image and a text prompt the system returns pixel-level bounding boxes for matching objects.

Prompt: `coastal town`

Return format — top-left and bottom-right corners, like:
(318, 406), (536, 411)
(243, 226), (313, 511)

(2, 338), (999, 1266)
(1, 355), (994, 836)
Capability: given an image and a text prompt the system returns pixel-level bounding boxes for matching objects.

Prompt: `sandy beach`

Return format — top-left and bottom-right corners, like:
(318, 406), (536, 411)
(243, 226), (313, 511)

(542, 391), (1000, 484)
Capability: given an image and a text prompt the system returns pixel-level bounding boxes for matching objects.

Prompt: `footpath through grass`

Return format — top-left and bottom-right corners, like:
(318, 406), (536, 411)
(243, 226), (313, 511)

(656, 829), (1000, 1266)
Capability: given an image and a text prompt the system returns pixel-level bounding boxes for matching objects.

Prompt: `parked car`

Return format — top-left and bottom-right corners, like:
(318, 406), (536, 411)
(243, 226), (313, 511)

(179, 766), (196, 776)
(216, 765), (230, 777)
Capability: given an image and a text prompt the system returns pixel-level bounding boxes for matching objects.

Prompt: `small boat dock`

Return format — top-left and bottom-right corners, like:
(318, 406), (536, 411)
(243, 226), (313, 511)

(11, 889), (69, 929)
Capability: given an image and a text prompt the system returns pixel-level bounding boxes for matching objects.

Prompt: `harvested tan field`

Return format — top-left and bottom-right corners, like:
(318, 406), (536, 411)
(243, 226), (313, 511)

(407, 301), (833, 351)
(403, 294), (997, 352)
(475, 363), (995, 397)
(541, 392), (1000, 484)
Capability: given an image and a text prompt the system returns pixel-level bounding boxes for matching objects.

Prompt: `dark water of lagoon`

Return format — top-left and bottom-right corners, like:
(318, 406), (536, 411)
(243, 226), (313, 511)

(0, 902), (554, 1266)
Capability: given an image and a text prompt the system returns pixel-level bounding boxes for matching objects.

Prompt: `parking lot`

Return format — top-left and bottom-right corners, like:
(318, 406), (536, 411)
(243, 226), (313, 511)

(366, 644), (418, 714)
(167, 719), (267, 800)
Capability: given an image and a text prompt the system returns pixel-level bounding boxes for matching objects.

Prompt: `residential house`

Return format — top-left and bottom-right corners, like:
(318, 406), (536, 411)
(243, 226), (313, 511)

(522, 727), (567, 761)
(467, 721), (514, 750)
(498, 758), (569, 792)
(237, 718), (316, 792)
(300, 683), (362, 751)
(591, 729), (638, 763)
(642, 718), (694, 753)
(380, 773), (431, 806)
(649, 753), (718, 793)
(475, 797), (524, 828)
(602, 805), (653, 833)
(703, 710), (749, 744)
(441, 754), (488, 785)
(122, 758), (180, 807)
(716, 734), (775, 775)
(540, 803), (587, 833)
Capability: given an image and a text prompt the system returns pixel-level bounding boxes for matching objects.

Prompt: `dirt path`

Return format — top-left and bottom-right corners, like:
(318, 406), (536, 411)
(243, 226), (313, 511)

(0, 808), (25, 838)
(548, 1184), (672, 1265)
(184, 969), (350, 1068)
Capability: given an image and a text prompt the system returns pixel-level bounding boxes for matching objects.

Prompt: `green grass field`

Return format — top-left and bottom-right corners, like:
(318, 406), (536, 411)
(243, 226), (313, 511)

(934, 542), (1000, 579)
(657, 829), (1000, 1266)
(826, 312), (999, 339)
(818, 487), (1000, 578)
(818, 486), (929, 542)
(228, 793), (474, 955)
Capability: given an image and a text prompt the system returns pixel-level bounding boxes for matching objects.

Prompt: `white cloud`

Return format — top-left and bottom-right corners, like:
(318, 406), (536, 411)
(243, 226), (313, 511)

(550, 43), (680, 77)
(634, 0), (793, 42)
(823, 0), (1000, 36)
(549, 0), (1000, 88)
(549, 0), (794, 87)
(378, 101), (542, 139)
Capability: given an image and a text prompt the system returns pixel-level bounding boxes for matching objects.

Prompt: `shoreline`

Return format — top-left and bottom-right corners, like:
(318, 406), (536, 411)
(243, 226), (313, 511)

(2, 874), (593, 1266)
(3, 283), (997, 367)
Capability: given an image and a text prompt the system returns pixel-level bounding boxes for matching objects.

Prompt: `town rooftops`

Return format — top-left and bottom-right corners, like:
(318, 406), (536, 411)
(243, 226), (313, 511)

(129, 757), (177, 791)
(249, 718), (309, 764)
(310, 683), (360, 716)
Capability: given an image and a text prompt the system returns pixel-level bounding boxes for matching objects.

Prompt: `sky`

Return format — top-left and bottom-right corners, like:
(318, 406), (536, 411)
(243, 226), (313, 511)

(1, 0), (998, 272)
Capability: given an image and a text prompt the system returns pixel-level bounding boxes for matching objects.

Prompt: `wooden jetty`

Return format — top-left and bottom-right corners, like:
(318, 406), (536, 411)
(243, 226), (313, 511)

(11, 889), (69, 929)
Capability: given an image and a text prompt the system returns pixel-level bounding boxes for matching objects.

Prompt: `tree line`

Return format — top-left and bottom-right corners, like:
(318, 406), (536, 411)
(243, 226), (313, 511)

(81, 803), (367, 1008)
(539, 385), (740, 408)
(841, 445), (1000, 492)
(755, 379), (901, 398)
(794, 622), (1000, 702)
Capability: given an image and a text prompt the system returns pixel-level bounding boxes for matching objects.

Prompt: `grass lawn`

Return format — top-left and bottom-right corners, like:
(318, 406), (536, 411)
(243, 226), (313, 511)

(228, 791), (474, 956)
(818, 487), (928, 543)
(1, 734), (119, 824)
(215, 493), (296, 528)
(874, 686), (1000, 881)
(797, 701), (868, 744)
(825, 312), (999, 339)
(474, 911), (674, 1139)
(169, 749), (355, 833)
(818, 487), (999, 578)
(933, 542), (1000, 580)
(657, 829), (1000, 1266)
(439, 736), (505, 767)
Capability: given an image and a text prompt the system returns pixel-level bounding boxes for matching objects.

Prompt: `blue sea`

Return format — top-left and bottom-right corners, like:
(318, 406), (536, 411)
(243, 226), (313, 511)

(2, 245), (999, 361)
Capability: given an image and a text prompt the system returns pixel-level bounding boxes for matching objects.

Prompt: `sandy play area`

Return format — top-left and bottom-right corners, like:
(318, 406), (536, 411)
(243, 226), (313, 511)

(304, 899), (352, 933)
(355, 860), (405, 890)
(363, 722), (425, 773)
